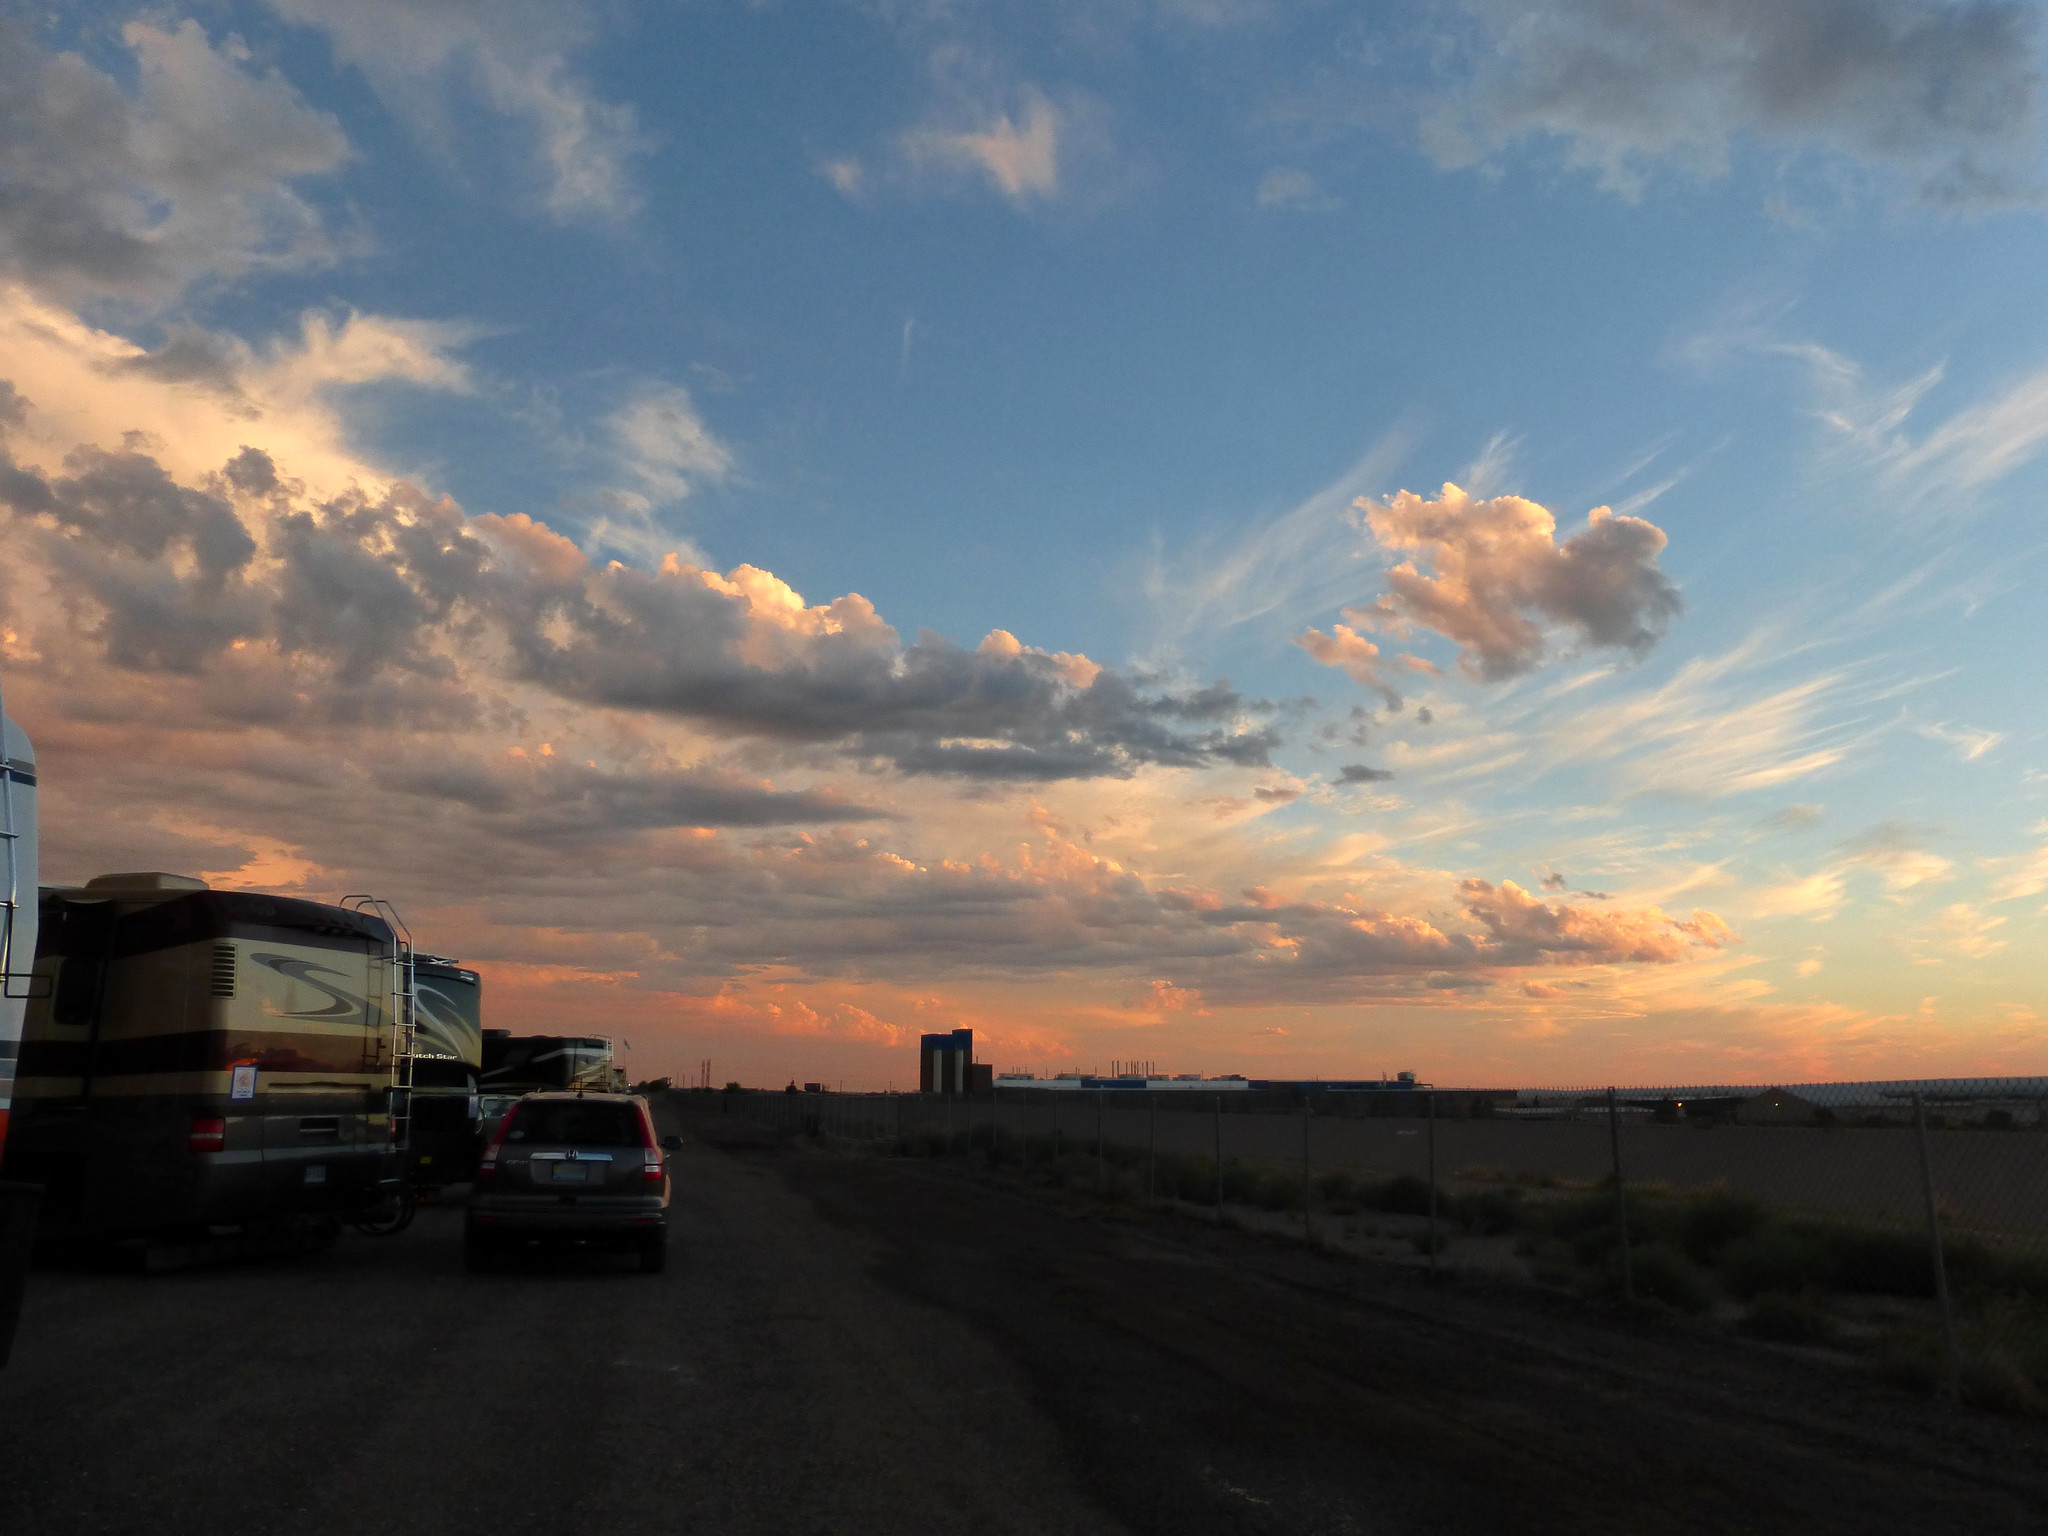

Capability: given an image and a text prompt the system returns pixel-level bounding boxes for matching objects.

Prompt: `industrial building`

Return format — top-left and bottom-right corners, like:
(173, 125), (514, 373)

(988, 1071), (1422, 1094)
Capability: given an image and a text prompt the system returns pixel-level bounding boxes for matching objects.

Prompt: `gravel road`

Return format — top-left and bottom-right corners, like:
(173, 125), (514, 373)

(2, 1103), (2044, 1536)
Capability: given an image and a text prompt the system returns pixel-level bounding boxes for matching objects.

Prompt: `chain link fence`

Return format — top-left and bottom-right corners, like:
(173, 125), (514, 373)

(693, 1077), (2048, 1412)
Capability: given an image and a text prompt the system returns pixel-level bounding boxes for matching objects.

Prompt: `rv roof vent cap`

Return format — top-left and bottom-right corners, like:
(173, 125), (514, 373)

(83, 872), (209, 892)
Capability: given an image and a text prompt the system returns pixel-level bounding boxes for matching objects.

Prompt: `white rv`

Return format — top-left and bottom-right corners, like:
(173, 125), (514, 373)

(1, 691), (37, 1364)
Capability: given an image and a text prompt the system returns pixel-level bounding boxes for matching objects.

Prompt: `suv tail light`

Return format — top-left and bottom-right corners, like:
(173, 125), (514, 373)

(638, 1104), (664, 1183)
(188, 1116), (226, 1154)
(475, 1101), (519, 1185)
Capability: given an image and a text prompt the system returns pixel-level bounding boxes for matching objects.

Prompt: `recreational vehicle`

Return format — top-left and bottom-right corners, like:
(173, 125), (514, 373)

(480, 1032), (616, 1095)
(0, 696), (36, 1361)
(407, 955), (483, 1185)
(2, 874), (408, 1243)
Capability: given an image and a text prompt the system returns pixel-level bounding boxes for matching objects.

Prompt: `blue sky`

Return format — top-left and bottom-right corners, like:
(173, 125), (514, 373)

(6, 0), (2048, 1086)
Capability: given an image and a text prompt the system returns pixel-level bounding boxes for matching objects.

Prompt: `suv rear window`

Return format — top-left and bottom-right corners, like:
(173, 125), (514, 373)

(504, 1100), (643, 1146)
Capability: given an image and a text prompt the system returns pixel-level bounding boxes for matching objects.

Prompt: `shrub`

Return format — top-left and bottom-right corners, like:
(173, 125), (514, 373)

(1315, 1171), (1366, 1213)
(1824, 1226), (1935, 1298)
(1742, 1291), (1832, 1344)
(1961, 1298), (2048, 1413)
(1518, 1233), (1578, 1287)
(1248, 1167), (1300, 1212)
(1540, 1190), (1625, 1240)
(1628, 1243), (1717, 1314)
(1718, 1225), (1832, 1300)
(1456, 1187), (1526, 1236)
(1366, 1174), (1437, 1217)
(1678, 1188), (1767, 1264)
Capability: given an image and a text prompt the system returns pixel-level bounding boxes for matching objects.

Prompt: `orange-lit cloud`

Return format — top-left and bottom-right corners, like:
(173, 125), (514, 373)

(1338, 482), (1680, 680)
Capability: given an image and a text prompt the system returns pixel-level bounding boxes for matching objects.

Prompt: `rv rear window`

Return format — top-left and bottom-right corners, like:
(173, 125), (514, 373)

(504, 1101), (642, 1147)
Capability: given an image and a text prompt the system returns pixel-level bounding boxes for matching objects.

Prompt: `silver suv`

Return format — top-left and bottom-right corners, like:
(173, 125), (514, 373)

(465, 1092), (680, 1273)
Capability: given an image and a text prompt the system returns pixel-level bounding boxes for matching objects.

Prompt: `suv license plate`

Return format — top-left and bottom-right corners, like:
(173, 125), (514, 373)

(551, 1163), (590, 1184)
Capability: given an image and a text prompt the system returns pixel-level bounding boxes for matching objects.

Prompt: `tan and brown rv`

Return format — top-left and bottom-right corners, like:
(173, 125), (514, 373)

(1, 873), (407, 1243)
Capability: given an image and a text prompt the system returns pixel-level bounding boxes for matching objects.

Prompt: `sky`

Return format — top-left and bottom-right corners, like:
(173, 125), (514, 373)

(5, 0), (2048, 1090)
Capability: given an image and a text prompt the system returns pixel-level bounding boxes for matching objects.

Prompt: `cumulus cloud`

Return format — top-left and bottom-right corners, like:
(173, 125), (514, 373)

(0, 18), (349, 306)
(0, 290), (479, 500)
(0, 433), (1278, 781)
(902, 84), (1063, 202)
(265, 0), (644, 220)
(1316, 482), (1680, 683)
(1131, 979), (1209, 1015)
(1426, 0), (2043, 206)
(1459, 878), (1735, 964)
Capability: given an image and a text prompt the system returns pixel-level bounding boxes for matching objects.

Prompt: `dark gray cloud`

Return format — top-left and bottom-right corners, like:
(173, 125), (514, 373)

(1429, 0), (2042, 206)
(471, 517), (1280, 780)
(96, 324), (251, 395)
(1337, 763), (1394, 783)
(0, 18), (347, 306)
(374, 755), (890, 837)
(1, 440), (260, 671)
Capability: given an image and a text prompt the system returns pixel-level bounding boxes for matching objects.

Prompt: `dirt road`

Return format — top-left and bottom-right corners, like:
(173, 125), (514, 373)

(1, 1107), (2043, 1535)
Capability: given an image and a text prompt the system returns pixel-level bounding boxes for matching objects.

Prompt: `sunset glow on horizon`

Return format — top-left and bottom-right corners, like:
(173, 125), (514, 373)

(8, 2), (2048, 1089)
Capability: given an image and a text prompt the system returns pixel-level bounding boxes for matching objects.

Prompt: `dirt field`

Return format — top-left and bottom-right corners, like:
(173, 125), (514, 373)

(690, 1107), (2048, 1536)
(785, 1093), (2048, 1244)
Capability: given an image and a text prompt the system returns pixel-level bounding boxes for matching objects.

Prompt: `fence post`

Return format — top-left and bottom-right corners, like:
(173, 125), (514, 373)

(1607, 1087), (1633, 1305)
(1913, 1092), (1961, 1403)
(1213, 1093), (1224, 1223)
(1426, 1090), (1438, 1277)
(1148, 1095), (1157, 1206)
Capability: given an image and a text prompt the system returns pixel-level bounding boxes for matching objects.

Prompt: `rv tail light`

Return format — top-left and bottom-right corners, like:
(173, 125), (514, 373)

(188, 1117), (226, 1154)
